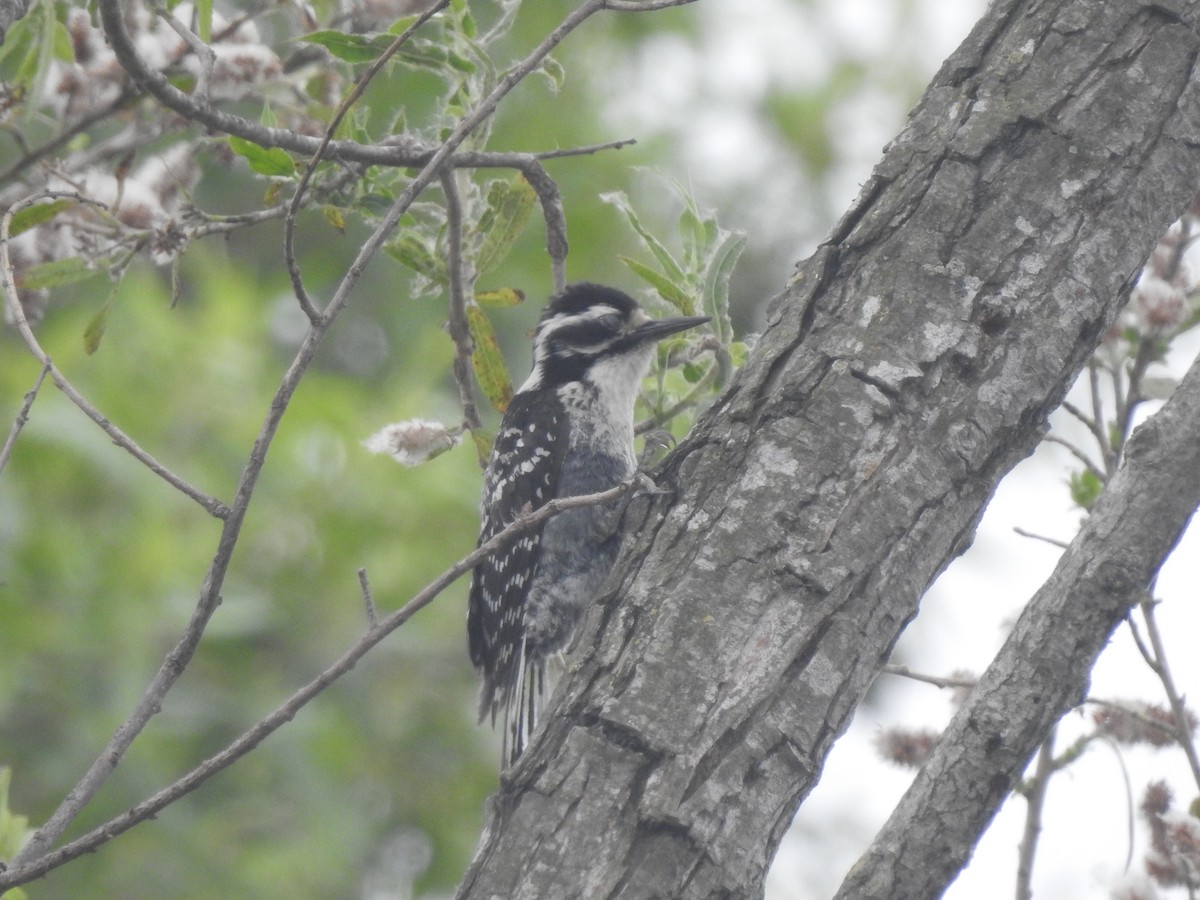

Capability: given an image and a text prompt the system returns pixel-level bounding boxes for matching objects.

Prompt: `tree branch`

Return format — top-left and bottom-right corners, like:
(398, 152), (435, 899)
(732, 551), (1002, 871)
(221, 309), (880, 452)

(0, 360), (49, 478)
(10, 0), (670, 871)
(0, 479), (637, 892)
(0, 194), (231, 518)
(283, 0), (452, 323)
(457, 2), (1200, 895)
(835, 344), (1200, 899)
(1136, 596), (1200, 792)
(441, 170), (484, 435)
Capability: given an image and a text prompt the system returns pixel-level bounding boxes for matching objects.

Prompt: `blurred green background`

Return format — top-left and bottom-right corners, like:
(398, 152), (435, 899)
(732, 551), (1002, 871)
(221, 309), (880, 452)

(0, 0), (968, 896)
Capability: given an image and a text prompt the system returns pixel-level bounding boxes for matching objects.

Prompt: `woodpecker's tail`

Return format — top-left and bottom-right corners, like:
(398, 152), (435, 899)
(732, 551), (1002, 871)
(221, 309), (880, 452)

(497, 638), (544, 767)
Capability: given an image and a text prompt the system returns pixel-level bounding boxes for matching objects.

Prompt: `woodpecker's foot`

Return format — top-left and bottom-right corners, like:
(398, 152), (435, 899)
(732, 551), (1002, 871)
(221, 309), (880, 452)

(637, 428), (677, 467)
(633, 470), (674, 496)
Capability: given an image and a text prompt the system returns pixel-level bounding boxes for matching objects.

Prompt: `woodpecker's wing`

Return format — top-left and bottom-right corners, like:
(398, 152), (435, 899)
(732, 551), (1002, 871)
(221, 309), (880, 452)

(467, 389), (569, 723)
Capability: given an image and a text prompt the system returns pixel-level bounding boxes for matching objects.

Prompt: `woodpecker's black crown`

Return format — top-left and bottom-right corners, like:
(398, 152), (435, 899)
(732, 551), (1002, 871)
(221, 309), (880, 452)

(527, 283), (709, 390)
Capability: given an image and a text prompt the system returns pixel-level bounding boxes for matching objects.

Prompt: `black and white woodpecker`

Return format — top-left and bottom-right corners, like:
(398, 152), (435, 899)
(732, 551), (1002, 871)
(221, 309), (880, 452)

(468, 282), (709, 765)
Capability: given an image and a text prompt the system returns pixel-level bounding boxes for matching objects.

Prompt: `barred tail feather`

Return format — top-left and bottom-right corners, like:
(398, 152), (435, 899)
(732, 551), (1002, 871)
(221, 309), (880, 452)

(496, 637), (546, 767)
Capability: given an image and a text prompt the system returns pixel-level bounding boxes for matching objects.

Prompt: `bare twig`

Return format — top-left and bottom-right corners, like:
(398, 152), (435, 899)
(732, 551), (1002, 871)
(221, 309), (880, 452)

(881, 664), (976, 692)
(604, 0), (700, 9)
(0, 479), (638, 891)
(1015, 729), (1056, 900)
(1117, 335), (1159, 453)
(0, 88), (140, 186)
(636, 361), (718, 434)
(534, 137), (638, 160)
(1137, 596), (1200, 792)
(514, 159), (568, 292)
(0, 193), (231, 519)
(1044, 435), (1105, 482)
(1095, 737), (1136, 872)
(1060, 398), (1097, 432)
(283, 0), (452, 322)
(1012, 526), (1070, 550)
(441, 170), (484, 435)
(149, 1), (216, 103)
(0, 361), (50, 478)
(13, 0), (654, 870)
(358, 568), (378, 629)
(1088, 361), (1117, 475)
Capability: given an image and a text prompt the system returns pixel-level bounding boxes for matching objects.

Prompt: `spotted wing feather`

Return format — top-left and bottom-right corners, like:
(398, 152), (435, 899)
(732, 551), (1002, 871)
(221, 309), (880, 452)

(467, 390), (568, 738)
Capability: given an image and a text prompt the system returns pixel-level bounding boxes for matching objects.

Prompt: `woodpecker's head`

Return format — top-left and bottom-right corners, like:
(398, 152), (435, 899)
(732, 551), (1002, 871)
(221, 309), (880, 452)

(520, 283), (709, 394)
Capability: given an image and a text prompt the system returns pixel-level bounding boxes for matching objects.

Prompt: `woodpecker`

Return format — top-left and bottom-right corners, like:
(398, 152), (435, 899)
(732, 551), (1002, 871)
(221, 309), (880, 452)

(468, 283), (709, 765)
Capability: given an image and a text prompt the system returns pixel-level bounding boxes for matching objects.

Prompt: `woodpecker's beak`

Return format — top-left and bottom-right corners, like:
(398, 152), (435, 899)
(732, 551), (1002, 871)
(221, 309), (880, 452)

(631, 315), (711, 344)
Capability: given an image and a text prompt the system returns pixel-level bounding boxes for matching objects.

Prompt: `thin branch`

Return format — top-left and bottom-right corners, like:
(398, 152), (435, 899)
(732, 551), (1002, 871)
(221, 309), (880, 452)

(1044, 434), (1105, 482)
(604, 0), (701, 9)
(0, 479), (638, 892)
(1117, 335), (1159, 453)
(0, 360), (50, 478)
(283, 0), (452, 322)
(882, 664), (976, 692)
(1060, 398), (1098, 432)
(534, 137), (637, 160)
(358, 568), (377, 629)
(0, 193), (231, 519)
(1137, 596), (1200, 792)
(1012, 526), (1070, 550)
(149, 1), (216, 103)
(1085, 696), (1187, 745)
(441, 170), (483, 434)
(635, 361), (718, 434)
(89, 0), (652, 186)
(513, 159), (568, 292)
(1089, 360), (1118, 475)
(0, 88), (140, 186)
(12, 0), (635, 869)
(1096, 737), (1136, 873)
(1015, 729), (1056, 900)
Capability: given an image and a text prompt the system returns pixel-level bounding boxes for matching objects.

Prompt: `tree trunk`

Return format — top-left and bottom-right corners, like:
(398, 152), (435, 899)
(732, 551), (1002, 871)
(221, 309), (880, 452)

(458, 0), (1200, 896)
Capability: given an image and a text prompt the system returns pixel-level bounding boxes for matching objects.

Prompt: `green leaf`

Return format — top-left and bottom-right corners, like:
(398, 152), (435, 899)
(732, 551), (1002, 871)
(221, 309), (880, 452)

(475, 176), (536, 275)
(601, 191), (686, 286)
(474, 287), (525, 307)
(21, 256), (95, 290)
(83, 299), (111, 355)
(323, 205), (347, 234)
(457, 4), (477, 38)
(9, 199), (74, 237)
(619, 256), (693, 314)
(1068, 469), (1104, 511)
(228, 136), (295, 177)
(465, 302), (513, 413)
(701, 229), (746, 344)
(0, 767), (32, 863)
(83, 274), (124, 354)
(385, 233), (446, 283)
(51, 18), (72, 62)
(300, 30), (396, 64)
(195, 0), (212, 42)
(396, 41), (449, 70)
(537, 56), (565, 93)
(359, 192), (397, 216)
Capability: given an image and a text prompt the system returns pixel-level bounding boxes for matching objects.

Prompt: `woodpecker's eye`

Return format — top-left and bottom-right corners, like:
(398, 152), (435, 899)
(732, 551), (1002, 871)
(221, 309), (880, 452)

(549, 315), (622, 352)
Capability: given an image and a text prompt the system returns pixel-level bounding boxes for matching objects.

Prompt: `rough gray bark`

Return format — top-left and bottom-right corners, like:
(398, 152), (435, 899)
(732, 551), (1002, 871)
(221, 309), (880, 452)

(458, 0), (1200, 897)
(833, 336), (1200, 897)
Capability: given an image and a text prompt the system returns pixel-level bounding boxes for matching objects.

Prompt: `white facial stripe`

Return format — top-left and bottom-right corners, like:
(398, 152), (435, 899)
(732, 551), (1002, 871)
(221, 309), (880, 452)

(538, 303), (622, 337)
